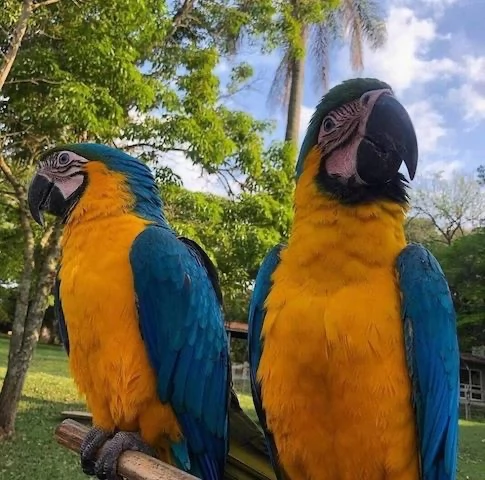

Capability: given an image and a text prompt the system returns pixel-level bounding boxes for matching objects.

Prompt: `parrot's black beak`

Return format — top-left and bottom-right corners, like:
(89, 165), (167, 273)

(28, 174), (52, 226)
(28, 173), (67, 226)
(357, 91), (418, 185)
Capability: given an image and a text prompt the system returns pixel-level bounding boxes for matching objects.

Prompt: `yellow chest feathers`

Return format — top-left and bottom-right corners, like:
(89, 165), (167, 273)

(58, 162), (150, 363)
(57, 162), (162, 431)
(257, 153), (419, 479)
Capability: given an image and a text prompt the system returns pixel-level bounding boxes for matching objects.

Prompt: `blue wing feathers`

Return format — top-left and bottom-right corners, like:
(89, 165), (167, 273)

(248, 245), (284, 392)
(130, 225), (229, 480)
(397, 243), (459, 480)
(247, 244), (286, 480)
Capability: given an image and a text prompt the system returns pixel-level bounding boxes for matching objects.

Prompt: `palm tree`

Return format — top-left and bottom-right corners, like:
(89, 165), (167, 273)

(269, 0), (387, 145)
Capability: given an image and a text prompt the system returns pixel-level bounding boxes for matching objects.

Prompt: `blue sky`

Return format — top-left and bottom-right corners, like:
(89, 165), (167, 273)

(164, 0), (485, 193)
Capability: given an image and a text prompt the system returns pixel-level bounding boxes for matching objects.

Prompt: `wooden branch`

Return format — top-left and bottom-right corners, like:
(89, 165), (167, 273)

(0, 155), (23, 192)
(0, 0), (62, 90)
(168, 0), (196, 39)
(60, 410), (93, 422)
(0, 0), (34, 91)
(55, 419), (198, 480)
(5, 77), (63, 85)
(33, 0), (61, 9)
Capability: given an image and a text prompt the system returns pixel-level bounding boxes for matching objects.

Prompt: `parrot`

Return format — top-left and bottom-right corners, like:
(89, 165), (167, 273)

(27, 143), (276, 480)
(248, 78), (460, 480)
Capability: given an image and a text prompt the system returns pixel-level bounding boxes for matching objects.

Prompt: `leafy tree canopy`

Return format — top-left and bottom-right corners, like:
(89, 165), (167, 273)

(433, 229), (485, 350)
(163, 141), (294, 323)
(1, 0), (281, 184)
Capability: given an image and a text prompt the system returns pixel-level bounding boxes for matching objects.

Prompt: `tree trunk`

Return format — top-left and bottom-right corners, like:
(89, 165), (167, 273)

(0, 221), (62, 439)
(0, 201), (36, 439)
(284, 27), (307, 145)
(0, 0), (62, 92)
(0, 155), (63, 439)
(0, 0), (34, 91)
(0, 157), (35, 373)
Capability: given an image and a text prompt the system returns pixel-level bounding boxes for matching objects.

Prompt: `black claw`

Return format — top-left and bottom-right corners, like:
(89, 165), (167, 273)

(94, 431), (156, 480)
(80, 427), (113, 476)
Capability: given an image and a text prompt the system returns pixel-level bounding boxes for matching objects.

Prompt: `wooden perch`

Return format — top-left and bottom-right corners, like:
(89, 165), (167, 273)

(55, 419), (198, 480)
(60, 410), (93, 423)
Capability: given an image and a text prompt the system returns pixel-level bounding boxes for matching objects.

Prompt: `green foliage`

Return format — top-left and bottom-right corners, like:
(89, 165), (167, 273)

(404, 217), (441, 248)
(0, 0), (292, 307)
(0, 302), (9, 327)
(432, 229), (485, 350)
(163, 143), (293, 324)
(478, 165), (484, 185)
(275, 0), (339, 58)
(0, 201), (23, 283)
(1, 0), (279, 181)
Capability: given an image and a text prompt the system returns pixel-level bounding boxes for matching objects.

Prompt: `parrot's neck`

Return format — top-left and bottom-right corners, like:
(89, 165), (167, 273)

(65, 162), (167, 228)
(287, 166), (407, 287)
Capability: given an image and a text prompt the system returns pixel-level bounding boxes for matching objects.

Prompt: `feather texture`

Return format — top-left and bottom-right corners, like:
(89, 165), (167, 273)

(397, 243), (459, 480)
(247, 244), (285, 480)
(130, 225), (229, 479)
(247, 145), (420, 479)
(51, 145), (229, 480)
(51, 143), (275, 480)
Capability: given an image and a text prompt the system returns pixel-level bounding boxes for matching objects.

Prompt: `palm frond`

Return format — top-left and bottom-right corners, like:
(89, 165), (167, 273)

(340, 0), (387, 72)
(354, 0), (387, 50)
(266, 47), (293, 111)
(309, 10), (340, 92)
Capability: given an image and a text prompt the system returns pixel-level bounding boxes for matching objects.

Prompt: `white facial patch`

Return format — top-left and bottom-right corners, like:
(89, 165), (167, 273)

(325, 137), (360, 182)
(37, 150), (89, 198)
(56, 174), (85, 199)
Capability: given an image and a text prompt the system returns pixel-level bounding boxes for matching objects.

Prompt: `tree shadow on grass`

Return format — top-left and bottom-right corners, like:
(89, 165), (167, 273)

(0, 397), (88, 480)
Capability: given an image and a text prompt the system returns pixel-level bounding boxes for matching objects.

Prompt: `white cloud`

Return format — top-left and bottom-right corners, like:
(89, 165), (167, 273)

(299, 105), (315, 139)
(419, 158), (463, 181)
(160, 151), (237, 196)
(214, 60), (230, 75)
(353, 7), (457, 94)
(462, 55), (485, 78)
(449, 83), (485, 123)
(405, 100), (447, 154)
(395, 0), (458, 17)
(447, 55), (485, 123)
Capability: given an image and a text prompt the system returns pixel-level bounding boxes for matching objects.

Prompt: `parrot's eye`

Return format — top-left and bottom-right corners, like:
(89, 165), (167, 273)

(322, 117), (336, 132)
(58, 152), (70, 165)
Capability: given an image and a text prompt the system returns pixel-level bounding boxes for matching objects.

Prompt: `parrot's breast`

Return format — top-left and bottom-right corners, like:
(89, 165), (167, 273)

(258, 202), (421, 480)
(59, 213), (181, 451)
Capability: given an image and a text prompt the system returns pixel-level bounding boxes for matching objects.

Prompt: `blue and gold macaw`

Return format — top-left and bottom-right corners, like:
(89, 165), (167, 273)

(248, 78), (460, 480)
(27, 143), (275, 480)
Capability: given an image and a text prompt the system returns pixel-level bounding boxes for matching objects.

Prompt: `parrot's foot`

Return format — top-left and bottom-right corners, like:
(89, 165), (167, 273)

(94, 431), (156, 480)
(80, 426), (113, 476)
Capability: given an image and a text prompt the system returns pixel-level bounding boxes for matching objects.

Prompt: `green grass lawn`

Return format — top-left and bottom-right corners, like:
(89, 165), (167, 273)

(1, 337), (484, 479)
